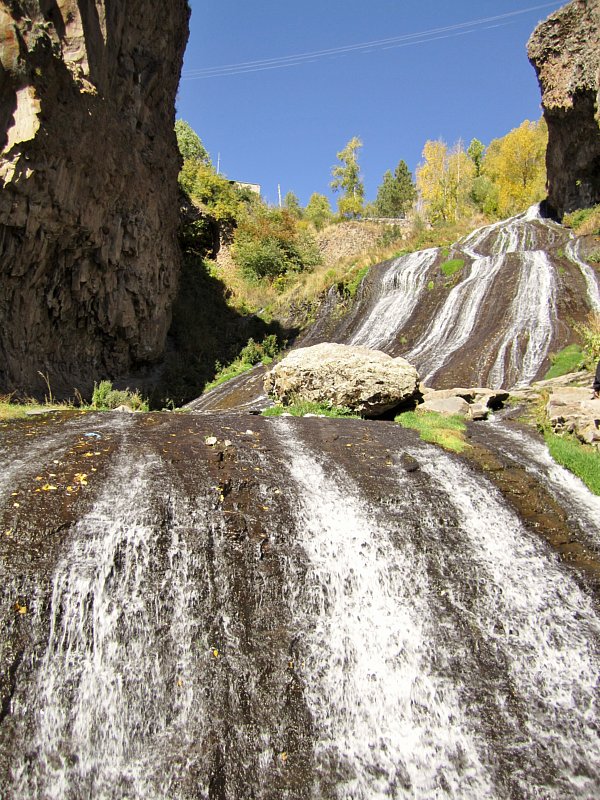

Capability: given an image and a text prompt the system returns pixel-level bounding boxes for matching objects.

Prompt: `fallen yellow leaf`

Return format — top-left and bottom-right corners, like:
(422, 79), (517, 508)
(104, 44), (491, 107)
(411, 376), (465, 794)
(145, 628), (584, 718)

(42, 484), (57, 491)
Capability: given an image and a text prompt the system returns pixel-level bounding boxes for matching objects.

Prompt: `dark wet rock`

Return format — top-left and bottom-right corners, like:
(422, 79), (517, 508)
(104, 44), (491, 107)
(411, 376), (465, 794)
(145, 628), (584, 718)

(0, 0), (190, 397)
(528, 0), (600, 217)
(264, 342), (420, 418)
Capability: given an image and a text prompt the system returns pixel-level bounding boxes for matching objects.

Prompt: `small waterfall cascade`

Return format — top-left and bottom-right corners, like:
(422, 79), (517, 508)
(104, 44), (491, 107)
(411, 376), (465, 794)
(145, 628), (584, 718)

(405, 206), (559, 387)
(348, 248), (439, 349)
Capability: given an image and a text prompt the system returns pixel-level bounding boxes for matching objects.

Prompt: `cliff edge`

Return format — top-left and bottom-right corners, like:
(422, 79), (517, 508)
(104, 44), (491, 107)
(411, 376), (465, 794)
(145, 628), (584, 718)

(528, 0), (600, 218)
(0, 1), (190, 396)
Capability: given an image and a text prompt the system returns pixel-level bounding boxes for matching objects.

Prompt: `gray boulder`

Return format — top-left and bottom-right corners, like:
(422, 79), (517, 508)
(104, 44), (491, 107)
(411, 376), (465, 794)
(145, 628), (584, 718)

(264, 343), (420, 417)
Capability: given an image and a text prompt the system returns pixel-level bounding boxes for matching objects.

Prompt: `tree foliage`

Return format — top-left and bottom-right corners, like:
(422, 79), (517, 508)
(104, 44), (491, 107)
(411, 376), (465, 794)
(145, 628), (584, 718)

(175, 119), (211, 166)
(374, 160), (416, 217)
(232, 207), (321, 281)
(467, 138), (485, 177)
(283, 191), (303, 219)
(304, 193), (333, 231)
(482, 119), (547, 217)
(416, 140), (475, 223)
(331, 137), (364, 218)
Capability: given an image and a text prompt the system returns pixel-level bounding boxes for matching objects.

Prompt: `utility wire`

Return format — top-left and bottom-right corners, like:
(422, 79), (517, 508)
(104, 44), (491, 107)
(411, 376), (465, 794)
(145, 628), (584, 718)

(181, 3), (559, 81)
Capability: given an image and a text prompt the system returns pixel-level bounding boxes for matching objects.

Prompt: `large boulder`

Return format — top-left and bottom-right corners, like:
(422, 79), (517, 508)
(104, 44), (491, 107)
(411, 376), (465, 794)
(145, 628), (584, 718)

(264, 343), (420, 417)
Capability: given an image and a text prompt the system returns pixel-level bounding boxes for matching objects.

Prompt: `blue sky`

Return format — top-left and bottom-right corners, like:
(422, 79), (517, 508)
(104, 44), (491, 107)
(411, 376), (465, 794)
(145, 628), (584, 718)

(177, 1), (564, 207)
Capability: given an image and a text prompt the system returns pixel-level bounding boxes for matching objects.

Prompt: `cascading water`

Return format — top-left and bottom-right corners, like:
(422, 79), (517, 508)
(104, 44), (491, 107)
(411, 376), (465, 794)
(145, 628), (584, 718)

(271, 418), (600, 800)
(348, 248), (438, 349)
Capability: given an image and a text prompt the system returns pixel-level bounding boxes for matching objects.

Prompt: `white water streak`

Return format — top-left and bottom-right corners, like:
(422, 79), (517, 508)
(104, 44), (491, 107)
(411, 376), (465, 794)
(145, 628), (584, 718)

(566, 237), (600, 312)
(11, 453), (208, 800)
(487, 421), (600, 543)
(416, 448), (600, 799)
(277, 419), (492, 800)
(349, 248), (438, 349)
(488, 250), (556, 388)
(404, 253), (505, 383)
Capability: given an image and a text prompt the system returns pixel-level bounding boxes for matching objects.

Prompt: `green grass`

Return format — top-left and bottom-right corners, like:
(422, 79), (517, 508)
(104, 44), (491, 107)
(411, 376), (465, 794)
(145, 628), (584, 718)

(440, 258), (464, 277)
(202, 360), (255, 393)
(0, 399), (50, 420)
(543, 344), (584, 380)
(263, 400), (359, 418)
(587, 250), (600, 264)
(395, 409), (470, 452)
(544, 431), (600, 495)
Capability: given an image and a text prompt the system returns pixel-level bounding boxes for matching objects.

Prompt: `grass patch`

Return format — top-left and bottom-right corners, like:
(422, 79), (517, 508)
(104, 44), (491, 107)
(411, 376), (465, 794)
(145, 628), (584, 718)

(395, 409), (470, 453)
(563, 204), (600, 236)
(587, 250), (600, 264)
(440, 258), (464, 277)
(0, 398), (51, 420)
(91, 381), (149, 411)
(203, 335), (281, 394)
(263, 400), (359, 418)
(343, 265), (370, 299)
(203, 360), (255, 393)
(543, 344), (584, 380)
(544, 431), (600, 495)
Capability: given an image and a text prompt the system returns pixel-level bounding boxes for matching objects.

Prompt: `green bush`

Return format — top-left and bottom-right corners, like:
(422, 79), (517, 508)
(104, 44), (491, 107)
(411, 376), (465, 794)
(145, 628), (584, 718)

(92, 380), (148, 411)
(232, 207), (321, 282)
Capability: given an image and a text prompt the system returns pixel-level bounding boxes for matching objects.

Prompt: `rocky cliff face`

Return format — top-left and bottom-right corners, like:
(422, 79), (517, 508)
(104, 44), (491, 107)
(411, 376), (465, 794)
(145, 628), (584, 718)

(528, 0), (600, 218)
(0, 1), (190, 397)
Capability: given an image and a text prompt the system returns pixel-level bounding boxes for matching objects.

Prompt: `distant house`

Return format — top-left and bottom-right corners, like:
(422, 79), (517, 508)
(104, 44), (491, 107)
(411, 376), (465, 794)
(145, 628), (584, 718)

(230, 180), (261, 196)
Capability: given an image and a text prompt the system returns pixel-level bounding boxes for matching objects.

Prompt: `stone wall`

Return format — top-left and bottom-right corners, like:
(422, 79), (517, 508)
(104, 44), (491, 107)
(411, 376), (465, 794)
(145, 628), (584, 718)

(0, 1), (190, 396)
(528, 0), (600, 218)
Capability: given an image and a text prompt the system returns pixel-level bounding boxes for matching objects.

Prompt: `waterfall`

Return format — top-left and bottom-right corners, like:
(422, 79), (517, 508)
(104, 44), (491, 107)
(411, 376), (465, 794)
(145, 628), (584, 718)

(272, 418), (600, 799)
(566, 237), (600, 312)
(8, 451), (212, 799)
(487, 250), (556, 388)
(348, 248), (438, 349)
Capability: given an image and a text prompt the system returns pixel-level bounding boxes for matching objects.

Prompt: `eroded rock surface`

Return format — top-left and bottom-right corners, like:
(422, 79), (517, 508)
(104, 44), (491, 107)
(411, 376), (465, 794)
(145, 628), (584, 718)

(0, 1), (190, 397)
(264, 342), (420, 417)
(528, 0), (600, 217)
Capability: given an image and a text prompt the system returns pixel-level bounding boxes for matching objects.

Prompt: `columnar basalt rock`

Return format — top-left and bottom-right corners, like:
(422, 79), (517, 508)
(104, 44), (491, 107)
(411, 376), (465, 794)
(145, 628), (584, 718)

(528, 0), (600, 218)
(0, 1), (190, 396)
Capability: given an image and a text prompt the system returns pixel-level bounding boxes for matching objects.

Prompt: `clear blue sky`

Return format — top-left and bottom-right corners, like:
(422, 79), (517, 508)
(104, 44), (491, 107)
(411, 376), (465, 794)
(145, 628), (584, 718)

(177, 1), (564, 207)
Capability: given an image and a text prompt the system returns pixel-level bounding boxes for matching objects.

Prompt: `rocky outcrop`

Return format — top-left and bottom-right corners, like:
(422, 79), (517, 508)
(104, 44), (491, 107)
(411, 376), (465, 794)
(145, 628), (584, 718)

(528, 0), (600, 218)
(419, 387), (510, 420)
(0, 1), (190, 397)
(264, 342), (420, 417)
(545, 386), (600, 447)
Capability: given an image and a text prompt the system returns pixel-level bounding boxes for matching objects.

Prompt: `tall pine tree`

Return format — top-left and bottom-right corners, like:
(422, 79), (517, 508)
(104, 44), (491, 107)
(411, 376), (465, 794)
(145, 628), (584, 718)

(374, 160), (416, 217)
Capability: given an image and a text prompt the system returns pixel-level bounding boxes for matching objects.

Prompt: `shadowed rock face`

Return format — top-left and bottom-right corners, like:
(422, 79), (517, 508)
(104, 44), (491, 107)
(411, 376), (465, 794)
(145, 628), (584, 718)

(0, 1), (190, 397)
(528, 0), (600, 218)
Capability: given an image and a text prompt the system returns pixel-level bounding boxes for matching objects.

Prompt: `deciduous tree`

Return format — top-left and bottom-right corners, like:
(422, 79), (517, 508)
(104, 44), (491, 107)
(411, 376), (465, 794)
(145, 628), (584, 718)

(482, 119), (547, 217)
(175, 119), (211, 166)
(305, 193), (333, 231)
(331, 137), (364, 218)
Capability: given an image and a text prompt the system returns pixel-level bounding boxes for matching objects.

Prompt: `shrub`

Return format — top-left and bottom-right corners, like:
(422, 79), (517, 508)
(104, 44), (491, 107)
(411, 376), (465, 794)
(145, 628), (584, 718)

(263, 400), (358, 418)
(232, 207), (322, 282)
(92, 381), (148, 411)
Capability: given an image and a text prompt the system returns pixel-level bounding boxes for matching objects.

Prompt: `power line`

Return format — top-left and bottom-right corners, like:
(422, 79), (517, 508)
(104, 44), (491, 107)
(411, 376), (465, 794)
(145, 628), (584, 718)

(181, 3), (559, 81)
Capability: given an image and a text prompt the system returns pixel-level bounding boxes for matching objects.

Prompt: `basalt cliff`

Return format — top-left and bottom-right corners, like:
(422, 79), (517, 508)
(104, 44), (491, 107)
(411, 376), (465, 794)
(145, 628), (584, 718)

(0, 1), (190, 397)
(528, 0), (600, 218)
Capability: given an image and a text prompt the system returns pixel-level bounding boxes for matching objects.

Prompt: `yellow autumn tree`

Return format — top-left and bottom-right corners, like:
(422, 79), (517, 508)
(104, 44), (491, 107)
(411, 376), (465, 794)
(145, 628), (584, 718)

(482, 119), (548, 217)
(417, 139), (475, 223)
